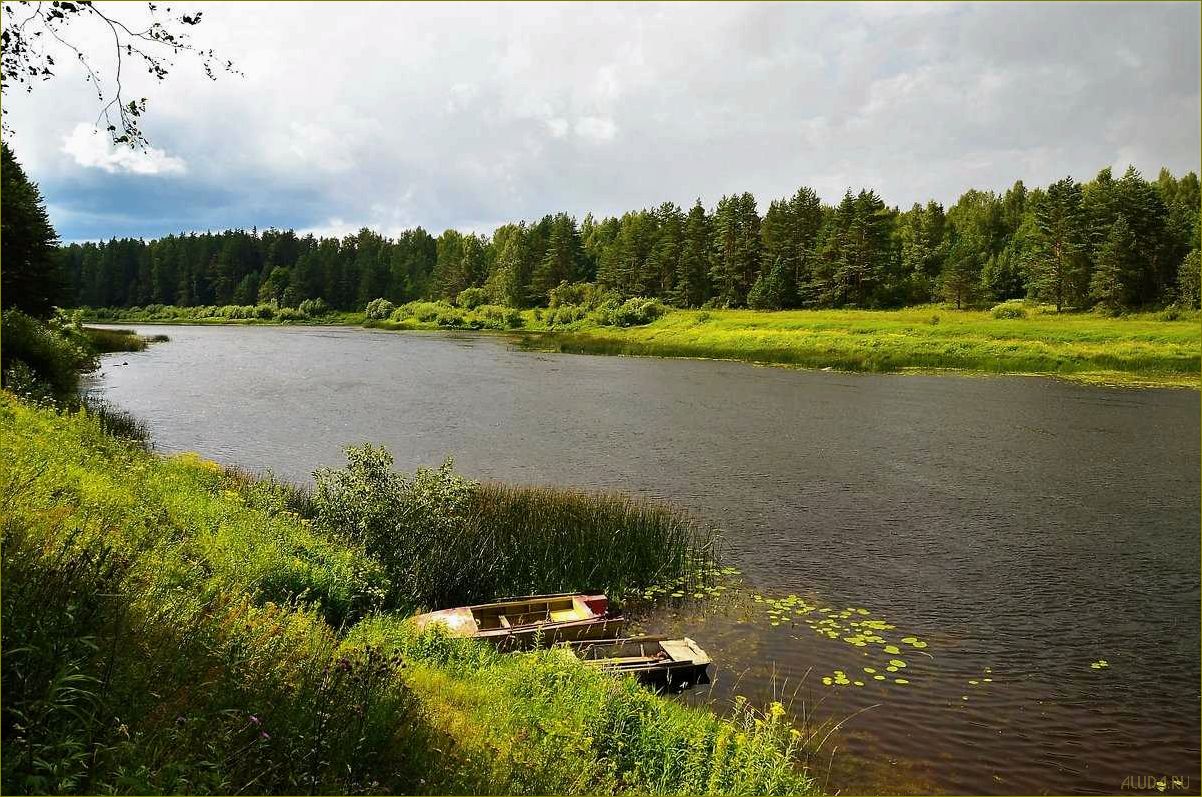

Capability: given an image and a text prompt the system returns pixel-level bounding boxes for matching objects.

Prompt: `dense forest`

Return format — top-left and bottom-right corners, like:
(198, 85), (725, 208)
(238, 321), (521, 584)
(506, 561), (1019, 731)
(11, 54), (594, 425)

(59, 166), (1201, 314)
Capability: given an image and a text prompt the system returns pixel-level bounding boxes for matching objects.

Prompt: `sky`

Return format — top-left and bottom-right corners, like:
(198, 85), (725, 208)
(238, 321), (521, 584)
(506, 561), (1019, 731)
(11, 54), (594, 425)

(3, 1), (1200, 242)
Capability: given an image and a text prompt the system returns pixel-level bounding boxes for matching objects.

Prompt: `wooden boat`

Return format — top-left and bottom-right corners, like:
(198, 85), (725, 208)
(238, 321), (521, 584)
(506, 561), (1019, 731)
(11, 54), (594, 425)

(569, 636), (712, 690)
(410, 593), (624, 649)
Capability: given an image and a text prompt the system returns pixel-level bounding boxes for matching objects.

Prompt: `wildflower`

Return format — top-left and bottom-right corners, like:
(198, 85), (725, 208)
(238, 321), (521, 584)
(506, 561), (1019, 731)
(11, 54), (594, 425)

(248, 715), (261, 726)
(260, 731), (271, 740)
(769, 701), (786, 719)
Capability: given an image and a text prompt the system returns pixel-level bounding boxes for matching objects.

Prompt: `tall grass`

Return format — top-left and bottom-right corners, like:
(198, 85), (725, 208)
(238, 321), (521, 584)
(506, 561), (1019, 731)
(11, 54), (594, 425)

(81, 326), (148, 353)
(311, 445), (716, 611)
(463, 482), (715, 604)
(1, 395), (813, 795)
(0, 398), (420, 794)
(344, 618), (815, 795)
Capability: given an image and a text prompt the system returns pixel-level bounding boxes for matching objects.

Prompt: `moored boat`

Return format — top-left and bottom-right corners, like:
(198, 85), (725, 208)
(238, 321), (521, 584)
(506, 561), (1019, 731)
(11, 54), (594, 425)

(410, 592), (624, 649)
(568, 636), (712, 690)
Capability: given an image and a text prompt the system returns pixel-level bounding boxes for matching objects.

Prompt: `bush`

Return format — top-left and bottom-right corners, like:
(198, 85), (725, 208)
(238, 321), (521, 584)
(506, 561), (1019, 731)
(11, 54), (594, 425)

(991, 302), (1027, 319)
(254, 304), (276, 320)
(468, 304), (523, 330)
(547, 281), (619, 310)
(546, 303), (587, 327)
(275, 306), (305, 321)
(298, 297), (330, 317)
(365, 297), (396, 320)
(455, 287), (489, 310)
(609, 297), (669, 327)
(434, 308), (465, 327)
(0, 310), (97, 404)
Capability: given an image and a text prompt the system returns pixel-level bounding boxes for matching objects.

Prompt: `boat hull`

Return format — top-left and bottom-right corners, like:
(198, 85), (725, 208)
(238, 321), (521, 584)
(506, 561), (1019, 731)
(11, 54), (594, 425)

(410, 593), (624, 650)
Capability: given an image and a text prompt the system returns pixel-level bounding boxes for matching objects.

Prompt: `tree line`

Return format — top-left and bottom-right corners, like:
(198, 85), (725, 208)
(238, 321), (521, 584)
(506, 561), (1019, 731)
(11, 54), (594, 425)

(55, 164), (1202, 314)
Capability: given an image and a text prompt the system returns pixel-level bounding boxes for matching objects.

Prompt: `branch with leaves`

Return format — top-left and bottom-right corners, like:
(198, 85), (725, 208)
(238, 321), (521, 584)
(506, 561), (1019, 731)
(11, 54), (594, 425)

(1, 0), (239, 147)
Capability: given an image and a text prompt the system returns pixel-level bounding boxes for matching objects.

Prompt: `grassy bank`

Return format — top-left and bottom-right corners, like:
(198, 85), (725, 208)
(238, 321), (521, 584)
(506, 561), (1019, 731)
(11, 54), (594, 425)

(521, 306), (1201, 388)
(77, 303), (1200, 387)
(0, 395), (810, 795)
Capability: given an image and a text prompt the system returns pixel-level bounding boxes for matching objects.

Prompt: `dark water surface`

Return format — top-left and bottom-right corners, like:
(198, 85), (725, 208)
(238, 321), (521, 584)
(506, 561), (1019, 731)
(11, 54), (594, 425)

(88, 325), (1200, 795)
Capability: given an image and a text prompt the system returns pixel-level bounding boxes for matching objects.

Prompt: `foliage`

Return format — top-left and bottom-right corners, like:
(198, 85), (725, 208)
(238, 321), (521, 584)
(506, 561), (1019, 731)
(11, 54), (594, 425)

(1, 143), (63, 317)
(454, 286), (489, 309)
(1, 310), (97, 404)
(1176, 250), (1200, 309)
(312, 445), (714, 610)
(1, 2), (238, 147)
(990, 302), (1028, 320)
(298, 296), (330, 317)
(606, 296), (670, 327)
(55, 167), (1200, 316)
(364, 297), (395, 320)
(0, 398), (417, 794)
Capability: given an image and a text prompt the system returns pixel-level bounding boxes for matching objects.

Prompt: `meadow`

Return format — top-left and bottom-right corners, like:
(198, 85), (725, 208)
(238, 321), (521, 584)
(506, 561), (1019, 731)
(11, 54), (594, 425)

(512, 305), (1200, 388)
(0, 395), (810, 795)
(79, 303), (1200, 388)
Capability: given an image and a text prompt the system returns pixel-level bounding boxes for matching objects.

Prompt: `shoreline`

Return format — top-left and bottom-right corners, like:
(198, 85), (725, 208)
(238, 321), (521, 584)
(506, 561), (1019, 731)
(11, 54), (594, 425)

(82, 307), (1201, 390)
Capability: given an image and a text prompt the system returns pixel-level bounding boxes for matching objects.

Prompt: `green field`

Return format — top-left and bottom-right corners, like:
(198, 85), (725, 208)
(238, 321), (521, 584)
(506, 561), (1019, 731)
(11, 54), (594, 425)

(518, 307), (1201, 388)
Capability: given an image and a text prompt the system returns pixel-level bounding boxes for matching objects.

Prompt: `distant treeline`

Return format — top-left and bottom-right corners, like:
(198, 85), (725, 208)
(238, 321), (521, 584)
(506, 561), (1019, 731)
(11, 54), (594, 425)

(60, 166), (1201, 314)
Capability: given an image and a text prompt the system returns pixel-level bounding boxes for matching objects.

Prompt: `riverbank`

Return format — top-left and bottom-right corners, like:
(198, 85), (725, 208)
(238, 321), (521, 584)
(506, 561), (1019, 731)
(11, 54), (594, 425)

(518, 307), (1201, 389)
(82, 304), (1201, 388)
(0, 394), (814, 795)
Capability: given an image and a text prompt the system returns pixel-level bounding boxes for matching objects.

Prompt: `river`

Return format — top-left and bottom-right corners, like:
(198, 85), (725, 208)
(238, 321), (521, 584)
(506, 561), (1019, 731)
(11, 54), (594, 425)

(86, 324), (1200, 795)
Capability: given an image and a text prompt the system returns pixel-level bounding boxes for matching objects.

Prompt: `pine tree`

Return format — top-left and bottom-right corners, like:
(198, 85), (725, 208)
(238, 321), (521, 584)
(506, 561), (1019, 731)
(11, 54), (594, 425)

(672, 200), (711, 307)
(1030, 177), (1091, 311)
(532, 214), (584, 301)
(2, 144), (64, 316)
(709, 193), (761, 306)
(1089, 217), (1135, 313)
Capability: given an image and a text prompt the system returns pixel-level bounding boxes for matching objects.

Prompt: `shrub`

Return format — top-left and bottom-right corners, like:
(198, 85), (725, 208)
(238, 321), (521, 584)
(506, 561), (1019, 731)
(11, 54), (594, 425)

(0, 310), (97, 404)
(465, 304), (523, 330)
(609, 297), (669, 327)
(991, 302), (1027, 319)
(254, 304), (276, 320)
(455, 287), (489, 310)
(365, 297), (396, 320)
(298, 297), (330, 317)
(435, 308), (466, 327)
(547, 281), (619, 310)
(275, 306), (305, 321)
(547, 303), (587, 327)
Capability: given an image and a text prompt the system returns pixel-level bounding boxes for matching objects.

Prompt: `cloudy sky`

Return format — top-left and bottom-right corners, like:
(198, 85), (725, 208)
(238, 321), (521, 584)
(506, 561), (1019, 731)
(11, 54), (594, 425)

(4, 1), (1199, 242)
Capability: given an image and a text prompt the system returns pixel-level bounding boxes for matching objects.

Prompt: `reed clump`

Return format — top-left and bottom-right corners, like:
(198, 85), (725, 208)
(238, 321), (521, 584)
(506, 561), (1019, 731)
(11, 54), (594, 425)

(81, 326), (148, 352)
(311, 444), (716, 611)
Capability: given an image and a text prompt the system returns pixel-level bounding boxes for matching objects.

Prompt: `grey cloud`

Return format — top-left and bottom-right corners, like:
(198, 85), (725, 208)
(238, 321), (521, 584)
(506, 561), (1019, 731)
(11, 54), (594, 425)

(2, 1), (1197, 240)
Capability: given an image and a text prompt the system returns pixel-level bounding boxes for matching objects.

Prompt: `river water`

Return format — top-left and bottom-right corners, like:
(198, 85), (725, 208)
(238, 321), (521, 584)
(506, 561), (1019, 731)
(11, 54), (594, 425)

(86, 325), (1200, 795)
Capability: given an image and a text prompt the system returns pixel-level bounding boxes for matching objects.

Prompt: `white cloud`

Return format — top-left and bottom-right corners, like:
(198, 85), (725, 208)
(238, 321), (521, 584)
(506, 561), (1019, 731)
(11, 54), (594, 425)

(574, 116), (618, 143)
(61, 123), (188, 176)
